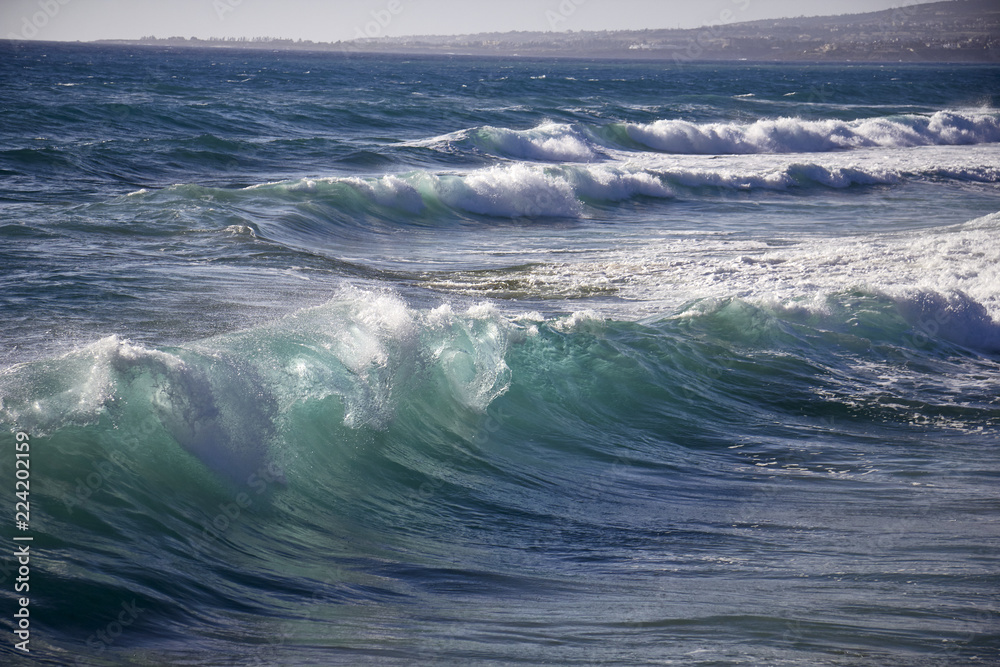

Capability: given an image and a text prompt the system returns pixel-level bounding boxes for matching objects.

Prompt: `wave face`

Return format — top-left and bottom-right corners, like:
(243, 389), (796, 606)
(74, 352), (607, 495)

(3, 282), (1000, 665)
(468, 122), (602, 161)
(426, 110), (1000, 162)
(99, 146), (995, 247)
(618, 109), (1000, 154)
(2, 43), (1000, 666)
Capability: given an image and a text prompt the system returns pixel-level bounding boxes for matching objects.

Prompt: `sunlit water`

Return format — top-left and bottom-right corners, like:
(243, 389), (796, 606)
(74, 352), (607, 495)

(1, 43), (998, 665)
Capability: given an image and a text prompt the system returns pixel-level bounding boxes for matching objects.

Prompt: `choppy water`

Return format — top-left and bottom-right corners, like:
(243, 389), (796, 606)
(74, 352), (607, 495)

(1, 42), (999, 665)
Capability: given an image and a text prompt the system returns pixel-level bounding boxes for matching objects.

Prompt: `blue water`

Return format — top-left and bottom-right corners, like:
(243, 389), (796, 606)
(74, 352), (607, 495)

(1, 42), (999, 665)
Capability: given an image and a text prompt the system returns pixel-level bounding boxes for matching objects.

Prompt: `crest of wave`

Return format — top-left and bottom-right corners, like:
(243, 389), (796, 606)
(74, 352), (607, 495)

(624, 110), (1000, 154)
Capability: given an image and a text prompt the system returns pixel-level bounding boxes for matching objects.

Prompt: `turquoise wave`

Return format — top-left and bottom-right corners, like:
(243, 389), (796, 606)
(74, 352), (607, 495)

(2, 286), (998, 662)
(3, 43), (1000, 665)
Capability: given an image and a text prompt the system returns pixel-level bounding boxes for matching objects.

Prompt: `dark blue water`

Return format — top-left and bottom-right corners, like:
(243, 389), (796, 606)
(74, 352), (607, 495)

(1, 42), (999, 665)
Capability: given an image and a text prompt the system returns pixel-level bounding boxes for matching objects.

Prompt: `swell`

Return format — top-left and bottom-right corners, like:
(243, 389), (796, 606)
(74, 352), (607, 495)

(616, 110), (1000, 155)
(6, 111), (997, 205)
(115, 164), (673, 226)
(94, 149), (998, 249)
(3, 284), (998, 656)
(0, 289), (514, 462)
(423, 212), (1000, 340)
(4, 285), (998, 474)
(432, 110), (1000, 161)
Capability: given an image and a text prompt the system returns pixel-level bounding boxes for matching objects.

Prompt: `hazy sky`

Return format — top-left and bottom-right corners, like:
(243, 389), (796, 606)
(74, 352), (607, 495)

(3, 0), (937, 42)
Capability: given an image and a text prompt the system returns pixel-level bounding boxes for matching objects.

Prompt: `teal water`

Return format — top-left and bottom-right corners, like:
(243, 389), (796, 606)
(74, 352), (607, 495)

(1, 42), (999, 665)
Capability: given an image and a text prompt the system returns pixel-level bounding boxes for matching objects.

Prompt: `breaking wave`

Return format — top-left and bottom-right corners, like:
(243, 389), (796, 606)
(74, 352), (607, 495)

(434, 110), (1000, 160)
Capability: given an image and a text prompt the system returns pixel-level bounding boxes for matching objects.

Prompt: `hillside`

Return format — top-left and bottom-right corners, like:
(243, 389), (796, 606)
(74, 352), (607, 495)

(94, 0), (1000, 62)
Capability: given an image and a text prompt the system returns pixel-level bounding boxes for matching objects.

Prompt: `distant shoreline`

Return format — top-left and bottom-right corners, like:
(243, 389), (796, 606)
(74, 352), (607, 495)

(6, 39), (999, 67)
(5, 0), (999, 64)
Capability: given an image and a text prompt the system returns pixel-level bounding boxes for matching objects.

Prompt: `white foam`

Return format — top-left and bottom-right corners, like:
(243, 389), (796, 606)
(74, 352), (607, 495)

(342, 175), (425, 214)
(565, 166), (672, 200)
(617, 143), (1000, 190)
(263, 286), (516, 429)
(623, 110), (1000, 155)
(430, 210), (1000, 348)
(670, 213), (1000, 342)
(0, 336), (181, 433)
(0, 336), (275, 481)
(474, 122), (598, 162)
(232, 141), (996, 228)
(224, 224), (256, 236)
(432, 164), (582, 218)
(891, 290), (1000, 352)
(552, 310), (602, 332)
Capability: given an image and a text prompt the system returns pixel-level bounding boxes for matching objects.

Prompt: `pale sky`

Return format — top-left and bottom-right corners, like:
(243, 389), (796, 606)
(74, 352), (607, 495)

(2, 0), (938, 43)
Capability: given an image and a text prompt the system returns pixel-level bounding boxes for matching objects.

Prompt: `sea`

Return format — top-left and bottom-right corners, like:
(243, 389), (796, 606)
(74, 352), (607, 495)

(1, 41), (998, 665)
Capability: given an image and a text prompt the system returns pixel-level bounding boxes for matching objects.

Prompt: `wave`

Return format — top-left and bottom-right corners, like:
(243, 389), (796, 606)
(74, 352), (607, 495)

(222, 161), (897, 222)
(110, 148), (996, 241)
(3, 277), (998, 663)
(468, 122), (601, 162)
(4, 291), (998, 667)
(889, 289), (1000, 353)
(4, 283), (997, 478)
(656, 162), (903, 190)
(4, 282), (997, 455)
(0, 289), (514, 476)
(427, 111), (1000, 161)
(422, 212), (1000, 341)
(617, 110), (1000, 155)
(139, 163), (673, 223)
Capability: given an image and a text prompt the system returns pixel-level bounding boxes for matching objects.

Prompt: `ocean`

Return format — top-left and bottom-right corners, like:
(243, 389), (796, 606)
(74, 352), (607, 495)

(1, 41), (998, 665)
